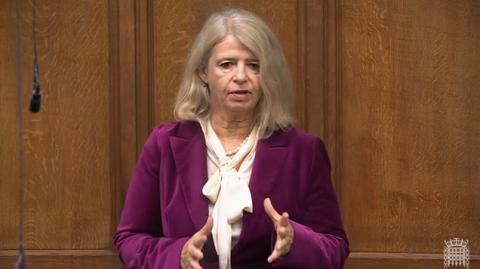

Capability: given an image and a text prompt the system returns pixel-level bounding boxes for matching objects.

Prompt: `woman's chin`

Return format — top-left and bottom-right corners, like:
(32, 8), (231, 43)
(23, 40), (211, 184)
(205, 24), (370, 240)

(219, 104), (256, 116)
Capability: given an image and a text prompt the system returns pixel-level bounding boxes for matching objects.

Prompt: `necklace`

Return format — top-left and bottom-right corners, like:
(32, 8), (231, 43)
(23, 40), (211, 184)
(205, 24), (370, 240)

(225, 134), (250, 157)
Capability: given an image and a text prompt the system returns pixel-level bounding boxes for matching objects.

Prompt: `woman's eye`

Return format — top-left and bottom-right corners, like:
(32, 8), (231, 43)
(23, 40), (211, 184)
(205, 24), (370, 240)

(219, 62), (234, 69)
(247, 62), (260, 71)
(248, 63), (260, 69)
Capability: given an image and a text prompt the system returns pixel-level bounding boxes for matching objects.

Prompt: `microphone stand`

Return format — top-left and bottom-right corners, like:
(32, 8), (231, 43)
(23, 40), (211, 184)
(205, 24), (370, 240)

(15, 0), (41, 267)
(14, 0), (26, 267)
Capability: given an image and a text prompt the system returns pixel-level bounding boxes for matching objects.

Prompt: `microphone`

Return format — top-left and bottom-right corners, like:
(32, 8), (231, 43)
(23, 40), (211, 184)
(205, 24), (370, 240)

(29, 0), (41, 114)
(29, 58), (41, 113)
(29, 83), (41, 113)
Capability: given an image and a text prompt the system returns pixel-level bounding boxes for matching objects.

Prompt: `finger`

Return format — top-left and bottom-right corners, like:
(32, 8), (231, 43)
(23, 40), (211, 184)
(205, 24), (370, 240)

(189, 243), (204, 259)
(277, 226), (288, 238)
(263, 198), (281, 222)
(198, 216), (213, 236)
(267, 248), (281, 263)
(188, 259), (203, 269)
(271, 235), (293, 261)
(268, 232), (285, 263)
(279, 212), (289, 227)
(191, 234), (207, 248)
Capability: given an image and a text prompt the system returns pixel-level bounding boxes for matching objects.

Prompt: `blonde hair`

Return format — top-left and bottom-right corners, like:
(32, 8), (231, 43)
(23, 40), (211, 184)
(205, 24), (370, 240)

(174, 8), (294, 137)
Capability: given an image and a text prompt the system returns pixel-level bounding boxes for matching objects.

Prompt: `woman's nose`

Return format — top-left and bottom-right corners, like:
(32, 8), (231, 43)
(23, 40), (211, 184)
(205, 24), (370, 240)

(233, 64), (247, 83)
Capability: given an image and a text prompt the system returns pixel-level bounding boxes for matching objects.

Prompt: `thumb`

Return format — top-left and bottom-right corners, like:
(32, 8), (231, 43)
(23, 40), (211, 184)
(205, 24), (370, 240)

(264, 198), (281, 222)
(199, 216), (213, 236)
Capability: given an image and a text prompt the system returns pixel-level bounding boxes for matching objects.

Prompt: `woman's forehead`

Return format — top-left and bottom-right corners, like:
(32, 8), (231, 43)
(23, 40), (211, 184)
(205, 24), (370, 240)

(210, 35), (258, 59)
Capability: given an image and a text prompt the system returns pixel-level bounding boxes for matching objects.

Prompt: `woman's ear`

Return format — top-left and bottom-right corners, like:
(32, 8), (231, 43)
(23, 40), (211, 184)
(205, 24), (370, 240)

(197, 68), (208, 84)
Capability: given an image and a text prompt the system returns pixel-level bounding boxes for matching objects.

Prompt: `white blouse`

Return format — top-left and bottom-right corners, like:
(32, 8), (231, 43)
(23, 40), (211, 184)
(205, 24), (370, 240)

(199, 119), (259, 269)
(206, 148), (256, 247)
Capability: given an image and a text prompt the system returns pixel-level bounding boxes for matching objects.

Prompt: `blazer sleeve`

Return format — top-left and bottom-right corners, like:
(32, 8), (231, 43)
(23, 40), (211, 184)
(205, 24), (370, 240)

(272, 138), (349, 269)
(113, 127), (187, 269)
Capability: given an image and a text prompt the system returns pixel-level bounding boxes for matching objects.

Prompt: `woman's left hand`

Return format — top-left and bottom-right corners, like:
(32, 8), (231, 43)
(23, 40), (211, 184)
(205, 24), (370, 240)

(263, 198), (294, 263)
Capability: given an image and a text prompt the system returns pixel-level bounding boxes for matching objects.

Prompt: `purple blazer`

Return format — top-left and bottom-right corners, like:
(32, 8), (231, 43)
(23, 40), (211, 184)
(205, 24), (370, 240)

(114, 121), (349, 269)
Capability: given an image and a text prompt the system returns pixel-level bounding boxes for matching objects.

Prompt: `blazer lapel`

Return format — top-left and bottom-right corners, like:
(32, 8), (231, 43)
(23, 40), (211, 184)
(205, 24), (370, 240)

(250, 131), (290, 198)
(170, 122), (209, 231)
(233, 130), (290, 251)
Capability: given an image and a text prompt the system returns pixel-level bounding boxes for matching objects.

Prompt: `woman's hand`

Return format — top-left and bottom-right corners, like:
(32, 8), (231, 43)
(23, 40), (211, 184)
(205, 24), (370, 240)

(180, 216), (213, 269)
(263, 198), (294, 263)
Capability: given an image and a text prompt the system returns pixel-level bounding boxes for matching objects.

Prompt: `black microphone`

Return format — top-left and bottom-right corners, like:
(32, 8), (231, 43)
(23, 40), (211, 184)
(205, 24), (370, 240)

(29, 84), (41, 113)
(29, 58), (41, 113)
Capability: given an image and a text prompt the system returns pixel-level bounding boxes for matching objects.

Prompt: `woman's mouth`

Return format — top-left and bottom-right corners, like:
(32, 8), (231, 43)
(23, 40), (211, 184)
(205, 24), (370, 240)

(228, 90), (251, 101)
(229, 90), (250, 95)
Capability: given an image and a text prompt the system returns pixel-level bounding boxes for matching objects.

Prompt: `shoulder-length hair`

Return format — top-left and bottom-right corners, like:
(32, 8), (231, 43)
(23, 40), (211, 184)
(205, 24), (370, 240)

(174, 8), (294, 138)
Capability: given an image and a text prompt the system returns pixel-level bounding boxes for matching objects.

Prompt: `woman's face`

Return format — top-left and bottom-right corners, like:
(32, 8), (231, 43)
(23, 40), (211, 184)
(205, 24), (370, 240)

(200, 35), (262, 117)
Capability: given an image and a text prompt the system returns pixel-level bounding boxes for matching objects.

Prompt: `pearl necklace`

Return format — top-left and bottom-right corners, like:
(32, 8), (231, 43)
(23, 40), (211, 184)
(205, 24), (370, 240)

(225, 134), (250, 157)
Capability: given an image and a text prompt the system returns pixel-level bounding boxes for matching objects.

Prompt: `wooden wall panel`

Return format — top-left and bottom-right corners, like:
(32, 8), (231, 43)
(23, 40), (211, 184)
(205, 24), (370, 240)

(0, 0), (20, 250)
(345, 257), (480, 269)
(0, 0), (123, 268)
(151, 0), (300, 125)
(304, 0), (326, 138)
(19, 0), (112, 250)
(3, 0), (479, 268)
(339, 0), (480, 267)
(108, 0), (138, 237)
(0, 252), (122, 269)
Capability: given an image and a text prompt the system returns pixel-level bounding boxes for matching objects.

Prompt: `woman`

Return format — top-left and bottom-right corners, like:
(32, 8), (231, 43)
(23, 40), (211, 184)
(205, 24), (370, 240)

(114, 8), (349, 269)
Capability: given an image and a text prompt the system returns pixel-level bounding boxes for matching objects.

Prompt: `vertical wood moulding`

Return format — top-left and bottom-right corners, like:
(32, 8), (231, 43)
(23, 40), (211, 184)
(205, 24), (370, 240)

(109, 0), (137, 251)
(135, 0), (145, 155)
(324, 0), (342, 197)
(305, 0), (325, 138)
(296, 0), (307, 130)
(147, 0), (155, 136)
(135, 0), (155, 155)
(108, 0), (121, 250)
(118, 0), (137, 221)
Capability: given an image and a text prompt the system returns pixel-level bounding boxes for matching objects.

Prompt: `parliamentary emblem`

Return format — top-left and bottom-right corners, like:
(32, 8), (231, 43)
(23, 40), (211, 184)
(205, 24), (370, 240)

(444, 238), (469, 268)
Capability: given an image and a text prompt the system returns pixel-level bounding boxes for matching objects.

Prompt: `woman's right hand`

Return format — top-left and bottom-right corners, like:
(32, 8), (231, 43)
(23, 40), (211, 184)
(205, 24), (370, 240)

(181, 216), (213, 269)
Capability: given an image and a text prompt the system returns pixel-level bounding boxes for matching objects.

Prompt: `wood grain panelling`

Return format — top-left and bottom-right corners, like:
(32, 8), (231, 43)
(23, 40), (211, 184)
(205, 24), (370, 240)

(134, 0), (155, 154)
(304, 0), (326, 137)
(3, 0), (479, 268)
(318, 0), (343, 192)
(345, 256), (480, 269)
(108, 0), (138, 239)
(151, 0), (300, 125)
(0, 251), (121, 269)
(1, 0), (122, 268)
(20, 0), (111, 250)
(339, 0), (480, 266)
(0, 0), (20, 250)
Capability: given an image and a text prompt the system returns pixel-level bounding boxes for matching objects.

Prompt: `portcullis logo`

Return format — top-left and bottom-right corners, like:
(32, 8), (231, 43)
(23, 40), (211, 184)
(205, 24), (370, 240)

(444, 238), (469, 268)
